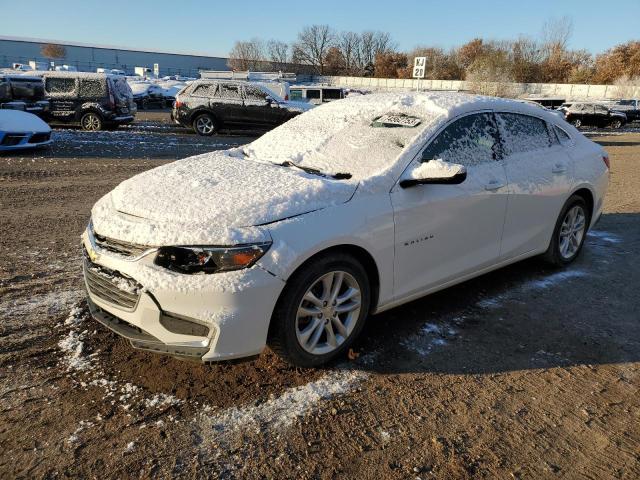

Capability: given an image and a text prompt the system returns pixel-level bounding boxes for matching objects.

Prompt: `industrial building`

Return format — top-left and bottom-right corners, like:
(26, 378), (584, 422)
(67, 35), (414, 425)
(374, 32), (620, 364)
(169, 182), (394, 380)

(0, 35), (230, 77)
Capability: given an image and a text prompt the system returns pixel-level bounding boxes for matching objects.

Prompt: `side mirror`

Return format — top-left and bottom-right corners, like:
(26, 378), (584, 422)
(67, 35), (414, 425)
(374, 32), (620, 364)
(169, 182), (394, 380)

(400, 160), (467, 188)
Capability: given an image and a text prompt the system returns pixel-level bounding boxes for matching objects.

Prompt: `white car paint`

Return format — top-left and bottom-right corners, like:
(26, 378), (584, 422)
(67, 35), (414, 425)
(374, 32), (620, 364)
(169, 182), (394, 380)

(82, 92), (608, 362)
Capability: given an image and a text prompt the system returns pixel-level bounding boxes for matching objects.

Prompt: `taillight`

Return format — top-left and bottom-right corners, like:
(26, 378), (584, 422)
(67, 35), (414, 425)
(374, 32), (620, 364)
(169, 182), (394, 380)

(284, 94), (289, 101)
(602, 154), (610, 169)
(174, 99), (183, 108)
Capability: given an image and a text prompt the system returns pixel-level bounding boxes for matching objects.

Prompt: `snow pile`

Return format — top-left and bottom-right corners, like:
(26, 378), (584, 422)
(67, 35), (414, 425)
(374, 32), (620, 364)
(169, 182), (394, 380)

(409, 158), (464, 179)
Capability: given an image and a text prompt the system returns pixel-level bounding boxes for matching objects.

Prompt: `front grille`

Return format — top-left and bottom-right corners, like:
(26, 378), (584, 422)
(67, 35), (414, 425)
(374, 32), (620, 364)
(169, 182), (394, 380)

(93, 232), (149, 258)
(84, 260), (142, 310)
(29, 132), (50, 144)
(1, 133), (27, 146)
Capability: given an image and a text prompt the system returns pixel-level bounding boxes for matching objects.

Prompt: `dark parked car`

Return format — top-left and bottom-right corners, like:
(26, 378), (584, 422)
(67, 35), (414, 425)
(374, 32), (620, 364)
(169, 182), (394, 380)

(42, 72), (136, 131)
(603, 99), (640, 122)
(172, 80), (311, 135)
(564, 103), (627, 129)
(0, 75), (49, 115)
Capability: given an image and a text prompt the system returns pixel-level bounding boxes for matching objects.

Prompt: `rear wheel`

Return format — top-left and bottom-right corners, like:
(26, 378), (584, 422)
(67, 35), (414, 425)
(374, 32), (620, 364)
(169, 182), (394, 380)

(80, 112), (103, 131)
(268, 254), (370, 367)
(570, 118), (582, 128)
(543, 195), (590, 266)
(193, 113), (217, 136)
(610, 119), (623, 129)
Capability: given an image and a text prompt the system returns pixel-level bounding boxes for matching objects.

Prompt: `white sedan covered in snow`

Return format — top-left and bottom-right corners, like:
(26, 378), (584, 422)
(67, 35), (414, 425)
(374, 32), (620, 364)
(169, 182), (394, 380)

(0, 110), (52, 151)
(82, 92), (609, 367)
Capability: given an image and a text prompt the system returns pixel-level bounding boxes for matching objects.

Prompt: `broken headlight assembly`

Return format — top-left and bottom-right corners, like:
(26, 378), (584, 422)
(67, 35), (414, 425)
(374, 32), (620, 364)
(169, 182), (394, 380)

(154, 243), (271, 274)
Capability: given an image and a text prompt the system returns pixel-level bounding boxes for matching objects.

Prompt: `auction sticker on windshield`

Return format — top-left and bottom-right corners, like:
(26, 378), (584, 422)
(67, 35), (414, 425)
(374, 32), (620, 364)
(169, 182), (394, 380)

(372, 113), (422, 128)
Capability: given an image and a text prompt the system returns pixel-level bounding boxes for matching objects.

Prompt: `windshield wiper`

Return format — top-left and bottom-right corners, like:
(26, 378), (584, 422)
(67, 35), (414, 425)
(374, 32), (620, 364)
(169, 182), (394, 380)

(277, 161), (352, 180)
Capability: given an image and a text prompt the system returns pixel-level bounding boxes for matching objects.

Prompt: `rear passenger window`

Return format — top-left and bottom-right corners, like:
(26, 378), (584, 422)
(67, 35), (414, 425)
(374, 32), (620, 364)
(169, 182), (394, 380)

(306, 89), (321, 100)
(79, 79), (105, 97)
(421, 113), (499, 167)
(290, 89), (303, 101)
(45, 77), (76, 95)
(243, 85), (268, 102)
(216, 84), (241, 100)
(554, 126), (572, 146)
(191, 84), (217, 97)
(497, 113), (552, 154)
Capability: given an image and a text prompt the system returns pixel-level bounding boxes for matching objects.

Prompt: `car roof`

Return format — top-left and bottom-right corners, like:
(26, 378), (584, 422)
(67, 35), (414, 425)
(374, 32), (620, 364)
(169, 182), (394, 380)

(42, 71), (107, 80)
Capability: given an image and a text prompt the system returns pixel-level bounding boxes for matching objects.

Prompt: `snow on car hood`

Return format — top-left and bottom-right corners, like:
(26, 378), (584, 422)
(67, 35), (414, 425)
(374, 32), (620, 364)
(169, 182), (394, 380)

(91, 150), (356, 246)
(0, 110), (50, 132)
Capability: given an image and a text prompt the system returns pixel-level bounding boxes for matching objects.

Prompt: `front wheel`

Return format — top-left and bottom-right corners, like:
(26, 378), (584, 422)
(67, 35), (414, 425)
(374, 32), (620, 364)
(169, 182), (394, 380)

(80, 112), (103, 131)
(268, 254), (370, 367)
(610, 119), (623, 129)
(543, 195), (590, 266)
(571, 118), (582, 128)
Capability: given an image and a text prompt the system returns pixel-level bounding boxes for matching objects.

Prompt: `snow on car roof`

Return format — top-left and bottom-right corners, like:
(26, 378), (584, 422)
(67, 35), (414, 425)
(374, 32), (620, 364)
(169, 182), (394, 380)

(244, 91), (548, 183)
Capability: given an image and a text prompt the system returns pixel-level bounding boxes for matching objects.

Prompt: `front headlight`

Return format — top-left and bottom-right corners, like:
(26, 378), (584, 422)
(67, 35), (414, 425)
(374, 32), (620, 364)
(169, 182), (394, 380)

(154, 243), (271, 274)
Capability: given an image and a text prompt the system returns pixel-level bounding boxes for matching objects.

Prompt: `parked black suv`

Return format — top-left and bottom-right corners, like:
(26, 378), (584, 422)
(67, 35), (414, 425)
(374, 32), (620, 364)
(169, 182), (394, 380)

(42, 72), (136, 131)
(564, 102), (627, 129)
(172, 80), (310, 135)
(0, 75), (49, 115)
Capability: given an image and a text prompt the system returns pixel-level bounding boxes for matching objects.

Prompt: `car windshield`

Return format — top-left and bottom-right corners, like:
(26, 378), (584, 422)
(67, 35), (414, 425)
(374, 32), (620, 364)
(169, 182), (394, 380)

(242, 94), (447, 181)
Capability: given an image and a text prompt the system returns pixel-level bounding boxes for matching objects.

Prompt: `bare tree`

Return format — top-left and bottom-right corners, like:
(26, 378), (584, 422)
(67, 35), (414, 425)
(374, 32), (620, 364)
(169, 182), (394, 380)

(541, 16), (573, 55)
(227, 39), (265, 71)
(337, 31), (361, 75)
(292, 25), (336, 74)
(358, 31), (395, 73)
(267, 40), (290, 71)
(41, 43), (66, 59)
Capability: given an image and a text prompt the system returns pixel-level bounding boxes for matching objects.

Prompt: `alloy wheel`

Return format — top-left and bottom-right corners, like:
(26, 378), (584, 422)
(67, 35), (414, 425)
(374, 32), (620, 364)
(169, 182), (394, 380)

(559, 205), (586, 259)
(195, 116), (215, 135)
(82, 113), (101, 131)
(295, 271), (362, 356)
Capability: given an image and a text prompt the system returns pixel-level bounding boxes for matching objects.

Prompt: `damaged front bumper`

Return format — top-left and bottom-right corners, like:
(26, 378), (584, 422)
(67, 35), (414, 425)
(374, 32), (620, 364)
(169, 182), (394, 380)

(81, 230), (286, 363)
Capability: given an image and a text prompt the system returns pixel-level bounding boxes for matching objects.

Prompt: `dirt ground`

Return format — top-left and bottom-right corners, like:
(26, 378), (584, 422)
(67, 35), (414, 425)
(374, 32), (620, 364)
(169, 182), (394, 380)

(1, 115), (639, 479)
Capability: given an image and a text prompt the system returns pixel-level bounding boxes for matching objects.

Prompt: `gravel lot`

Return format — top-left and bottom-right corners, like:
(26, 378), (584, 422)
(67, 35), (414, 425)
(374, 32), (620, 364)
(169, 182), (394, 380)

(1, 113), (639, 479)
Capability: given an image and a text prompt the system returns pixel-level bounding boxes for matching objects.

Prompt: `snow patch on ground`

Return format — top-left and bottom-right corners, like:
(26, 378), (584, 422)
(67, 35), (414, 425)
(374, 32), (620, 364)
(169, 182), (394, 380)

(199, 366), (368, 442)
(587, 230), (621, 244)
(402, 320), (461, 357)
(1, 289), (83, 317)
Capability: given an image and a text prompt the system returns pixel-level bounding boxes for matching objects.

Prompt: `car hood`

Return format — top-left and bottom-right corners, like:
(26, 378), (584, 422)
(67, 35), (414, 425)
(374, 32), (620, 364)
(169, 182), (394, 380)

(91, 150), (357, 246)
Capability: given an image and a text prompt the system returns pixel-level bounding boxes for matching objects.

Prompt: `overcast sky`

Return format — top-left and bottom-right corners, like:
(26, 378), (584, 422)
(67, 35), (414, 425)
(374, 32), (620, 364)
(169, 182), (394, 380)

(3, 0), (639, 56)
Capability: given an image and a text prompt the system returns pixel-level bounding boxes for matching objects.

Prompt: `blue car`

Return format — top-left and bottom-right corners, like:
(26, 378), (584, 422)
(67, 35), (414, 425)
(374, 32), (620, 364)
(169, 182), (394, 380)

(0, 109), (53, 151)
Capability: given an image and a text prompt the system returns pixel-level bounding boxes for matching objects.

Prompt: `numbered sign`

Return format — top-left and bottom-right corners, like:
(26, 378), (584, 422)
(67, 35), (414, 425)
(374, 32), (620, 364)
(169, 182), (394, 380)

(412, 57), (426, 79)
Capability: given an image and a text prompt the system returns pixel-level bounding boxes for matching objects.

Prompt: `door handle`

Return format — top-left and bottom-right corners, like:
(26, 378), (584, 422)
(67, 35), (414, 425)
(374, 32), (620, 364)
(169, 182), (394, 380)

(552, 164), (567, 174)
(484, 180), (505, 191)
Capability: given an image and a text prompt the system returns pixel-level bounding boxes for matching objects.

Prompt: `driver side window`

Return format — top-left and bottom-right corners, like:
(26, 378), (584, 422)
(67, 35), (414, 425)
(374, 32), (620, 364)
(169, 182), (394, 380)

(421, 113), (499, 167)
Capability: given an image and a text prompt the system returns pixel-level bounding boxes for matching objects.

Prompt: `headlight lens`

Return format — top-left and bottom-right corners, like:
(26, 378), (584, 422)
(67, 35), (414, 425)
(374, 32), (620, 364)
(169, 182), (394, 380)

(154, 243), (271, 274)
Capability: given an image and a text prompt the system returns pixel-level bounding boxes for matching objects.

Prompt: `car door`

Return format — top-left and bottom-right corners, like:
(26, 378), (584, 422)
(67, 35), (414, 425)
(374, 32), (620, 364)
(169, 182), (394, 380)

(212, 83), (245, 127)
(241, 84), (278, 128)
(496, 112), (572, 259)
(43, 76), (77, 124)
(390, 112), (509, 300)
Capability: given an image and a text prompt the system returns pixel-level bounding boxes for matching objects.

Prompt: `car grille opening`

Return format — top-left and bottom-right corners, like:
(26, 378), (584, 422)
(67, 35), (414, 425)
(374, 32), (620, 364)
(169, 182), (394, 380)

(93, 232), (149, 258)
(1, 133), (27, 146)
(160, 312), (210, 337)
(84, 259), (142, 310)
(29, 132), (50, 144)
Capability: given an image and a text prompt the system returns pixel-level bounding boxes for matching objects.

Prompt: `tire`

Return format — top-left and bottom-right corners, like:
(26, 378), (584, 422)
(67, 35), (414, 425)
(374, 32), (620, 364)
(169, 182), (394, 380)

(268, 253), (371, 368)
(141, 98), (149, 110)
(610, 119), (623, 129)
(571, 118), (582, 128)
(192, 113), (217, 136)
(80, 112), (103, 131)
(543, 195), (590, 266)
